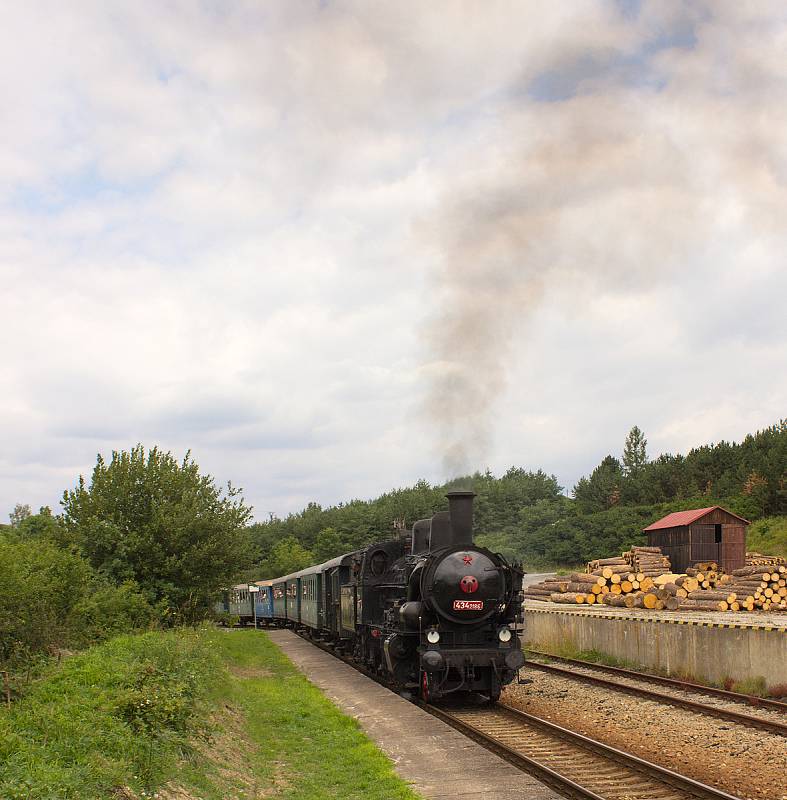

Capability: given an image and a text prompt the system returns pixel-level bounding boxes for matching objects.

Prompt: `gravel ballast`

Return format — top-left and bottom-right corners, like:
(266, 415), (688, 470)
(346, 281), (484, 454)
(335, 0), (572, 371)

(504, 668), (787, 800)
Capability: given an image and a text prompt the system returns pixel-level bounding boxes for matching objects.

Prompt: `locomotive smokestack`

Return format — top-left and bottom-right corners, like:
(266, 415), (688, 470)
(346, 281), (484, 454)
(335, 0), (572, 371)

(446, 490), (475, 546)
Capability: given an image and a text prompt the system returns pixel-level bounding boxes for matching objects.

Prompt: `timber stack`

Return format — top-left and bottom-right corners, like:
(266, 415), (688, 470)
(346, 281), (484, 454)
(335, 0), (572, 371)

(624, 545), (671, 576)
(720, 565), (787, 612)
(746, 552), (787, 567)
(523, 545), (787, 613)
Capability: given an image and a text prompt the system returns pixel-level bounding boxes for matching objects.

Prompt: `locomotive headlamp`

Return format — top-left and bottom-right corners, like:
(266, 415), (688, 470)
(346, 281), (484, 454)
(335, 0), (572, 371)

(426, 629), (441, 644)
(497, 627), (512, 643)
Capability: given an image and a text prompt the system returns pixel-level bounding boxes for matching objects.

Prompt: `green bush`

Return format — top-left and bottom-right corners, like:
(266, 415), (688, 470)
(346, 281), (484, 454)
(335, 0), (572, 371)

(69, 582), (159, 645)
(61, 445), (253, 622)
(0, 629), (220, 799)
(0, 537), (156, 670)
(213, 610), (240, 627)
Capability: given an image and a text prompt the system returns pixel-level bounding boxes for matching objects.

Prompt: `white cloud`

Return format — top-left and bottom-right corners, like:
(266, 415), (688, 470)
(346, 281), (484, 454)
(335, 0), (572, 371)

(0, 1), (785, 521)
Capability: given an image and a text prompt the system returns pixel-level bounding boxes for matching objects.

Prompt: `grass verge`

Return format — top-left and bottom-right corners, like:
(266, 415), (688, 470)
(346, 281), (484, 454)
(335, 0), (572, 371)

(201, 631), (421, 800)
(0, 628), (219, 799)
(0, 628), (422, 800)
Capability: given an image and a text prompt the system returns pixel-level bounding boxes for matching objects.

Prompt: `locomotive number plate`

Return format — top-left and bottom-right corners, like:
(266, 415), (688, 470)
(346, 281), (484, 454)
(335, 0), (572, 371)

(453, 599), (483, 611)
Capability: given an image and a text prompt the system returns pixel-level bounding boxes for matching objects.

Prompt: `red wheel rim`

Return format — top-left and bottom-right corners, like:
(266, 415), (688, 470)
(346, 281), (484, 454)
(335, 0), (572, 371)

(421, 671), (429, 702)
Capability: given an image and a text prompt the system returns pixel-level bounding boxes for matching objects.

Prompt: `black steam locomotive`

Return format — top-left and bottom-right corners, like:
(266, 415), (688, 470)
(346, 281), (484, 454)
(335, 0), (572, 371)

(219, 491), (525, 703)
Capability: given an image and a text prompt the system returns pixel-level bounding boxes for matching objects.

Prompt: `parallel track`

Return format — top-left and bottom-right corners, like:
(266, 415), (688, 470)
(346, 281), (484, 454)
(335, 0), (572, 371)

(523, 653), (787, 736)
(427, 702), (744, 800)
(525, 650), (787, 712)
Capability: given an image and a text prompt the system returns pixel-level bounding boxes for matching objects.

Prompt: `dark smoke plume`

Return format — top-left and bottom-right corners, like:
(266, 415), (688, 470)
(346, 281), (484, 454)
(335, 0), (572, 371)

(421, 52), (787, 477)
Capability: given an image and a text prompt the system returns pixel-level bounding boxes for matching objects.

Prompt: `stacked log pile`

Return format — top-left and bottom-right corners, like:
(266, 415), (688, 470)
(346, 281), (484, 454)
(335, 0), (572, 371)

(722, 565), (787, 612)
(523, 578), (571, 602)
(685, 566), (723, 589)
(624, 545), (671, 576)
(530, 550), (666, 607)
(746, 552), (787, 568)
(523, 547), (787, 613)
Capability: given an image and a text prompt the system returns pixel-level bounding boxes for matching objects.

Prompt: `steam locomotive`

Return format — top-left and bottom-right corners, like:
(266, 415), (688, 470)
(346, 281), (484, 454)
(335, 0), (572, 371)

(218, 491), (525, 703)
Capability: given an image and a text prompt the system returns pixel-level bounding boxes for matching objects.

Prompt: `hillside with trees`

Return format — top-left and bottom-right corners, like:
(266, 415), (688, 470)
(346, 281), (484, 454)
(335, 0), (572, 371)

(3, 422), (784, 671)
(247, 420), (786, 573)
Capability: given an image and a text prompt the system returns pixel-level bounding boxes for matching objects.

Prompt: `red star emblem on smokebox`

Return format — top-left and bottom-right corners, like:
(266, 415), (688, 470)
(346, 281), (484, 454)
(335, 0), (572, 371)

(462, 555), (473, 565)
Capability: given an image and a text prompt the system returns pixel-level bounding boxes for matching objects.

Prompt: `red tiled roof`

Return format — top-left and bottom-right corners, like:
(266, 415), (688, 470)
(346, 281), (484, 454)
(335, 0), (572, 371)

(643, 506), (750, 531)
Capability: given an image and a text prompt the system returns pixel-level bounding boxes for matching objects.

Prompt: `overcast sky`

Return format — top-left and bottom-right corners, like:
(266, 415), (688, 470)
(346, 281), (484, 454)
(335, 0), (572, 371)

(1, 1), (785, 522)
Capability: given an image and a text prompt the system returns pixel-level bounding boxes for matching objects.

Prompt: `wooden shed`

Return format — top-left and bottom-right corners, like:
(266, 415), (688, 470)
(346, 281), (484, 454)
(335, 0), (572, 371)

(643, 506), (749, 574)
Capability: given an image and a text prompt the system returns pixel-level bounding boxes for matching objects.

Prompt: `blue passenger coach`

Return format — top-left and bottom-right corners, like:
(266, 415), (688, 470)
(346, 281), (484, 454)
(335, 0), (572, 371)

(253, 579), (275, 623)
(228, 583), (254, 625)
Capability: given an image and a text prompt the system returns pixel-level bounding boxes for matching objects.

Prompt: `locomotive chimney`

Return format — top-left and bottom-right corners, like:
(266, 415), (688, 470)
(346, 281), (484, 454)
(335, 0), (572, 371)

(446, 490), (475, 546)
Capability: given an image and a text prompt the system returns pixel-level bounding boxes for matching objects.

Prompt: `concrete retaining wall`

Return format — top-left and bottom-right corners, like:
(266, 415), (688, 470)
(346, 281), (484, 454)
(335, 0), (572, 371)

(524, 607), (787, 686)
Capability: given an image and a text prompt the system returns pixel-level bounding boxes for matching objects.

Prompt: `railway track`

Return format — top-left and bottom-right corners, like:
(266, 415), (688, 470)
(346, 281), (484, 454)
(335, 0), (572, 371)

(427, 702), (744, 800)
(523, 652), (787, 736)
(295, 631), (751, 799)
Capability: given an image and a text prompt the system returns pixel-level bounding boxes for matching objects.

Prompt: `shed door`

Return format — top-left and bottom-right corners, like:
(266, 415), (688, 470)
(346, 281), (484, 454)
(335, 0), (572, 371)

(721, 525), (746, 573)
(691, 524), (720, 565)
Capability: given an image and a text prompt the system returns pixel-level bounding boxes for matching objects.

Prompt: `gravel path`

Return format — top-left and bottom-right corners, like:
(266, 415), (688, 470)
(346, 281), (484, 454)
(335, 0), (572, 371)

(504, 669), (787, 800)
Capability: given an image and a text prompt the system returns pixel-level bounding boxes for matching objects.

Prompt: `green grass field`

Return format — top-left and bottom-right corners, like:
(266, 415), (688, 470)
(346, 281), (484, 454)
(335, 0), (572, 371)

(747, 516), (787, 559)
(0, 628), (421, 800)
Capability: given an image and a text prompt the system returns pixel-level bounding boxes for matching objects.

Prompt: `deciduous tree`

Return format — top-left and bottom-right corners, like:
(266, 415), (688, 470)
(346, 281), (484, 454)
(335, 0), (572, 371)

(61, 445), (253, 623)
(573, 455), (623, 511)
(9, 503), (31, 527)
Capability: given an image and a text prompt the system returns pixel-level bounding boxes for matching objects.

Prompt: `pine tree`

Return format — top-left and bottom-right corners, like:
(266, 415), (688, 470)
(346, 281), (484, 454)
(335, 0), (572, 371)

(622, 426), (648, 477)
(573, 456), (623, 510)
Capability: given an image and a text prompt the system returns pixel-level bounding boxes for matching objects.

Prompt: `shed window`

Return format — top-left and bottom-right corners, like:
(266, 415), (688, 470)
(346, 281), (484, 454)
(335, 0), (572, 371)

(715, 524), (722, 544)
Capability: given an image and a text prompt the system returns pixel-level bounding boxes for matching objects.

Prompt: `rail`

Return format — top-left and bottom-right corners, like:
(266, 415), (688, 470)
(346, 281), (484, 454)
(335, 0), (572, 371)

(523, 652), (787, 736)
(427, 702), (745, 800)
